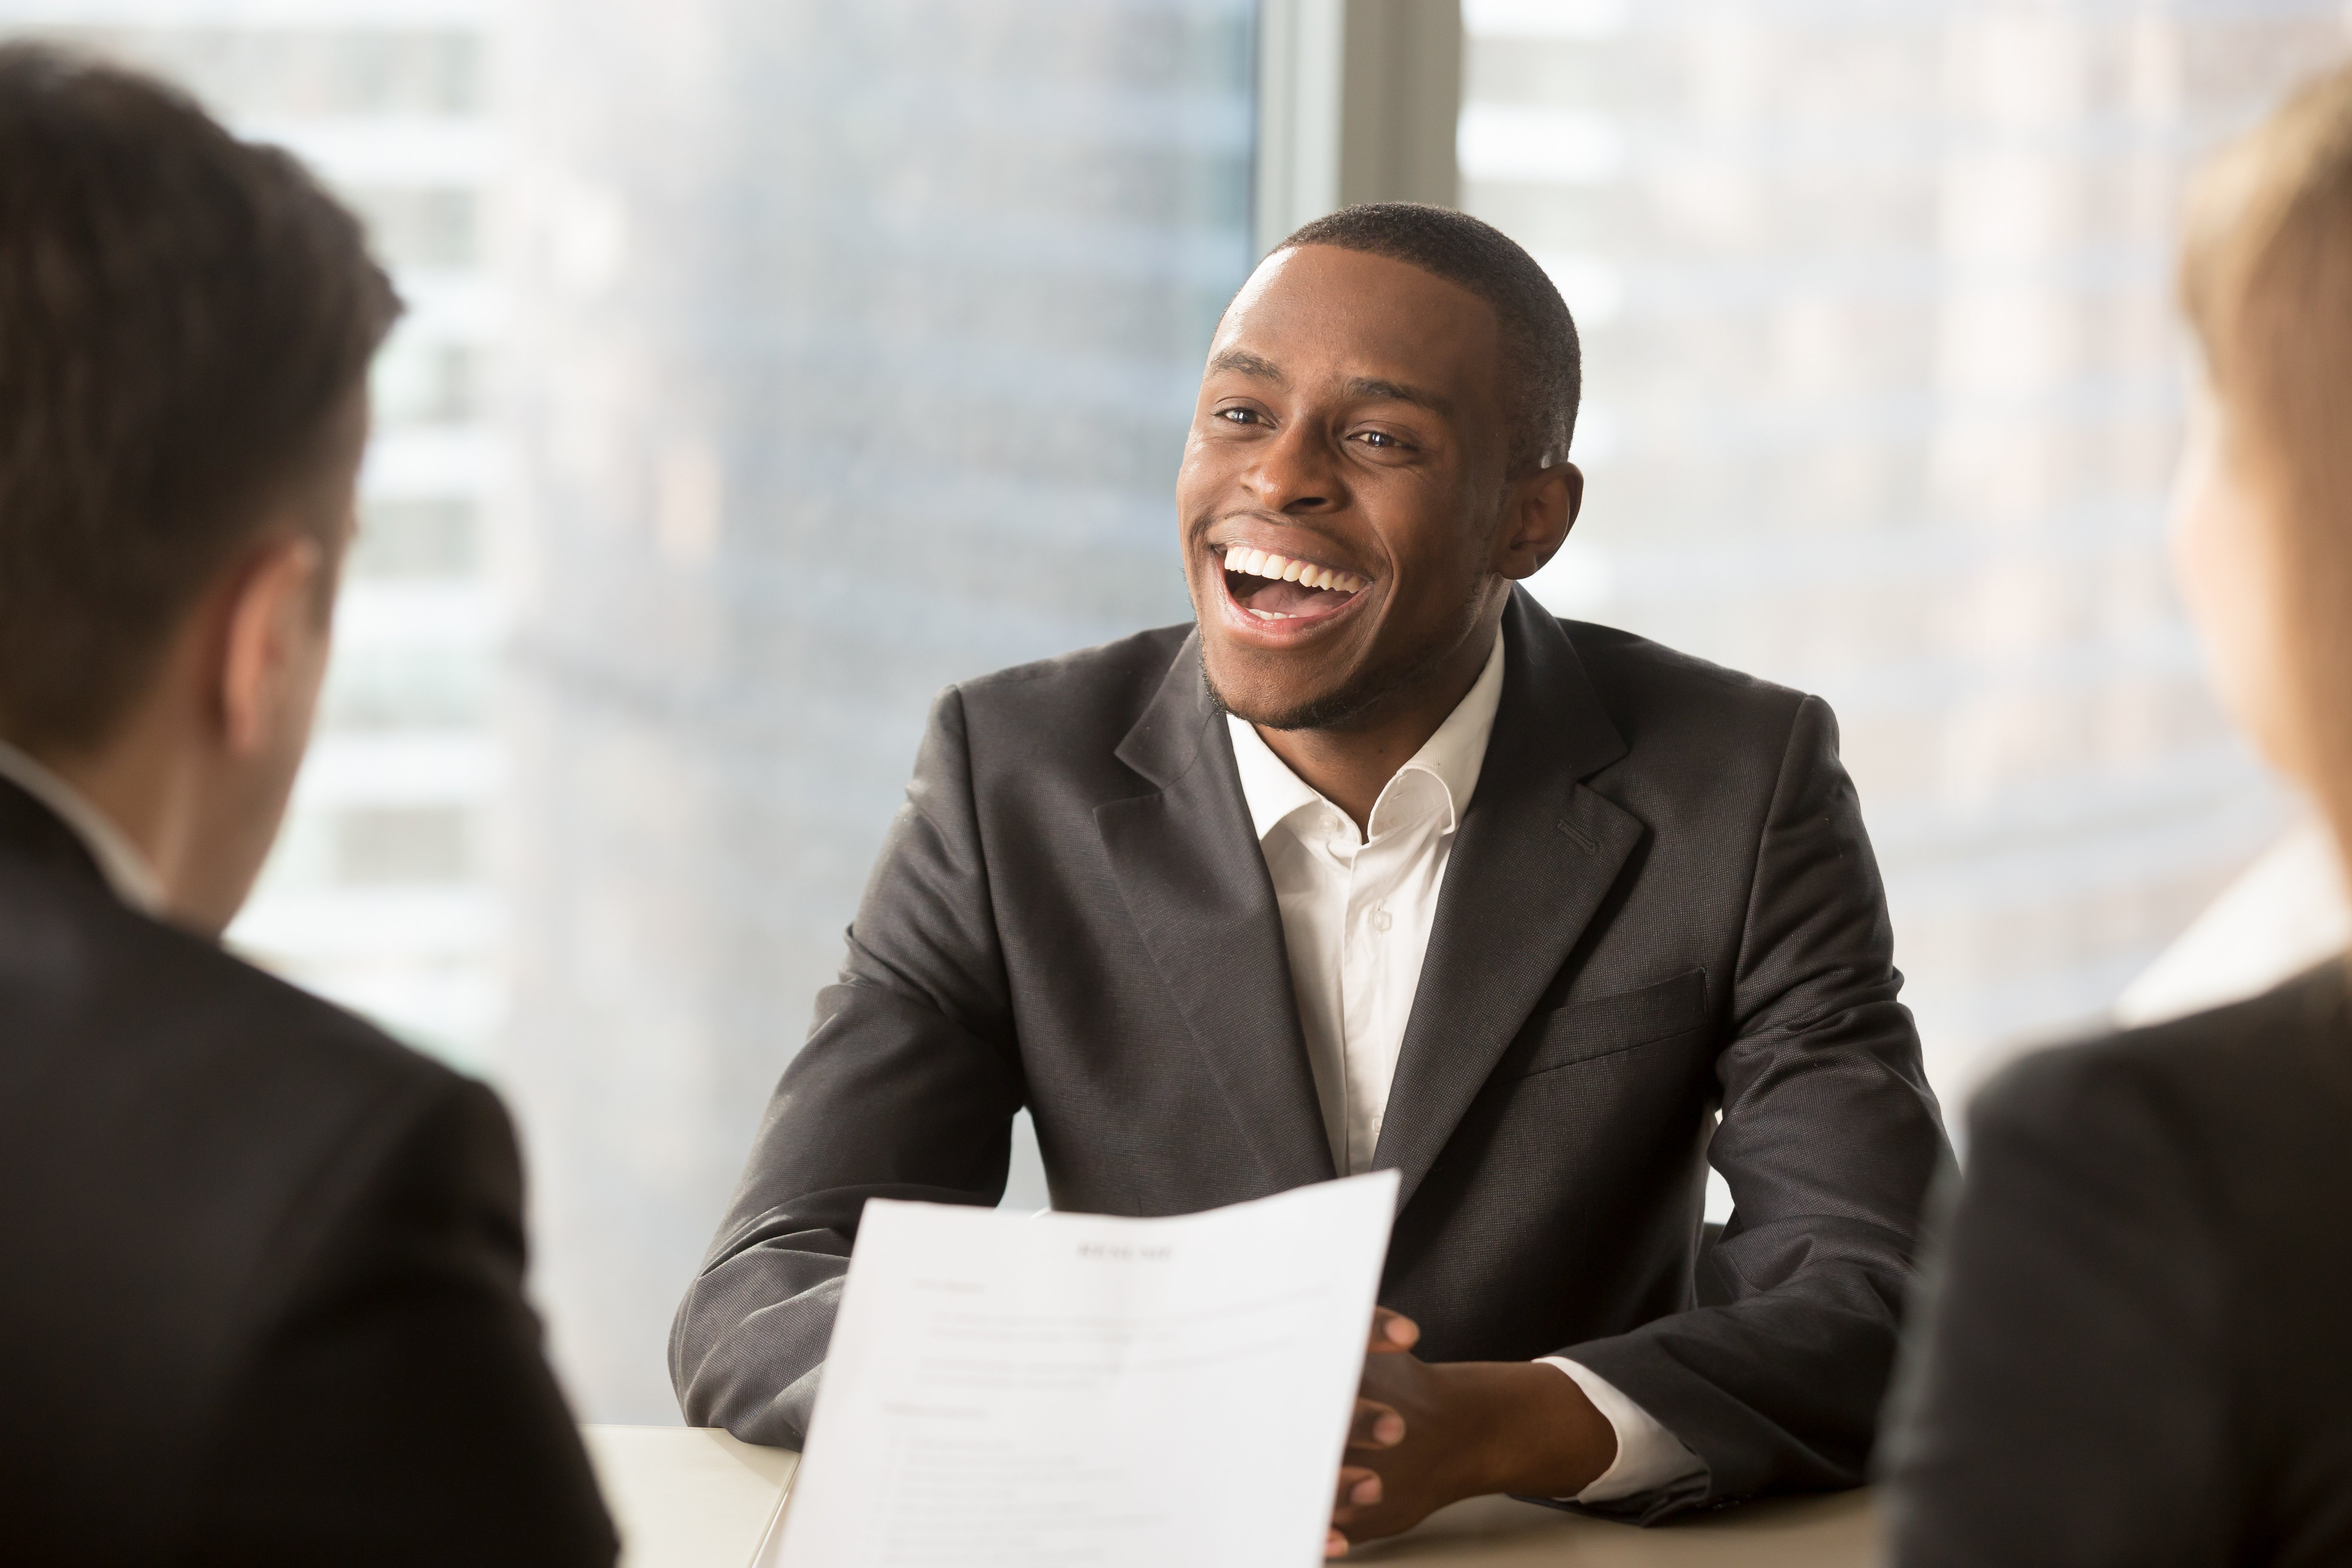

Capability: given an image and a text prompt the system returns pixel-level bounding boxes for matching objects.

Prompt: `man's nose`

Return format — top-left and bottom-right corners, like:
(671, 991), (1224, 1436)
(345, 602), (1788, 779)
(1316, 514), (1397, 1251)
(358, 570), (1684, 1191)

(1244, 419), (1346, 514)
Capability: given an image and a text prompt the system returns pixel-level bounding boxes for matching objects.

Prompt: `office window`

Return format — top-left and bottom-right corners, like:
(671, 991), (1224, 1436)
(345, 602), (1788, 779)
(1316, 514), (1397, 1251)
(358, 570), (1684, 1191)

(1463, 0), (2349, 1102)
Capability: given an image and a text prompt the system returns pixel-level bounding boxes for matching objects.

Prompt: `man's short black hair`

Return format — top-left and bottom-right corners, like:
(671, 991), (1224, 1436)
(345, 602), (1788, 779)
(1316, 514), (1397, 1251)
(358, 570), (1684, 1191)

(0, 44), (399, 751)
(1280, 202), (1579, 472)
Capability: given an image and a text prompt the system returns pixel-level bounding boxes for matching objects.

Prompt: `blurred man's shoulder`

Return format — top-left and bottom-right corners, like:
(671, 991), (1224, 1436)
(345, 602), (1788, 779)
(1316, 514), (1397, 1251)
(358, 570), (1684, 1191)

(1980, 959), (2349, 1141)
(0, 851), (475, 1173)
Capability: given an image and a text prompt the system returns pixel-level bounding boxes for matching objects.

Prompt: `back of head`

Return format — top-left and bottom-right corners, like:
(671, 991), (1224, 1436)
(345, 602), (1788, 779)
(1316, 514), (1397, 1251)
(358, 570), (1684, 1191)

(2181, 64), (2352, 879)
(1280, 202), (1581, 471)
(0, 44), (399, 754)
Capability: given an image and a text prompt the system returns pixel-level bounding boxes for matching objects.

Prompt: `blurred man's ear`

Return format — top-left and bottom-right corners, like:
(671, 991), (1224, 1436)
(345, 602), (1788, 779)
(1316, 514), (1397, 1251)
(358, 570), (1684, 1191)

(217, 533), (332, 758)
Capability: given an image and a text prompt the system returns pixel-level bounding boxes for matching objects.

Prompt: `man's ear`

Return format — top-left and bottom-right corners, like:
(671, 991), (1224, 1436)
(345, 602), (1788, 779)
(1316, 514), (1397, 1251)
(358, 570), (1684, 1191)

(217, 535), (329, 758)
(1495, 461), (1584, 579)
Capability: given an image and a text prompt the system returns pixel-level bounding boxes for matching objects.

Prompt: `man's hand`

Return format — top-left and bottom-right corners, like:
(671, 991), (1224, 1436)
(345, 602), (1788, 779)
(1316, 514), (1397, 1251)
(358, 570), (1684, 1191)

(1323, 1308), (1619, 1558)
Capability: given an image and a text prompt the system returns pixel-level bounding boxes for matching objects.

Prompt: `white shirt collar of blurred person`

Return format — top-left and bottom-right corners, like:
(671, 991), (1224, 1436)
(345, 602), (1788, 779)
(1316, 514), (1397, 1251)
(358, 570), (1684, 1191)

(0, 737), (167, 916)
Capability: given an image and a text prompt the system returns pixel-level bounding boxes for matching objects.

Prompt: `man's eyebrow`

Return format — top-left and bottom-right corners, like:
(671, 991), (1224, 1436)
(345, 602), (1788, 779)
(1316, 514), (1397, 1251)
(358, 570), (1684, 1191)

(1207, 349), (1286, 383)
(1203, 354), (1449, 415)
(1344, 376), (1451, 415)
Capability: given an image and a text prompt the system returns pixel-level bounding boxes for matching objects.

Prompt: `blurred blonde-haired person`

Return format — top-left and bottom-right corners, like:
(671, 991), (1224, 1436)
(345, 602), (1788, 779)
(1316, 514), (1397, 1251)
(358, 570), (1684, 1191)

(1881, 64), (2352, 1567)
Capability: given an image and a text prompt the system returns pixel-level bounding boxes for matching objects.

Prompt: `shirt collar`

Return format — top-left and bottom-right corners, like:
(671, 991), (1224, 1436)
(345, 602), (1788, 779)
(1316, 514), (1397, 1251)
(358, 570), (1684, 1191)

(1225, 625), (1507, 845)
(0, 738), (168, 916)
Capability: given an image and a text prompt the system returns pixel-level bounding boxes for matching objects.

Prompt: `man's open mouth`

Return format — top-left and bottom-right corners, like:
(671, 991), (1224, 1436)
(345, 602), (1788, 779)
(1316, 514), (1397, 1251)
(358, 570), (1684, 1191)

(1219, 545), (1370, 622)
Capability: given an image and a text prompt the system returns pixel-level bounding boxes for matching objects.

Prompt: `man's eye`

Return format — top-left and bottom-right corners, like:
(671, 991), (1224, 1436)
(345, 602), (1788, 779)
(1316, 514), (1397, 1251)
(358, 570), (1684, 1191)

(1217, 407), (1262, 426)
(1356, 429), (1401, 448)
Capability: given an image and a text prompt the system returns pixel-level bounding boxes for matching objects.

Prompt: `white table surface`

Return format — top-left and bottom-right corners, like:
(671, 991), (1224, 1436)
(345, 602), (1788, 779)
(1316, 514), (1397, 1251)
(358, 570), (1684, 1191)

(580, 1425), (1880, 1568)
(581, 1425), (798, 1568)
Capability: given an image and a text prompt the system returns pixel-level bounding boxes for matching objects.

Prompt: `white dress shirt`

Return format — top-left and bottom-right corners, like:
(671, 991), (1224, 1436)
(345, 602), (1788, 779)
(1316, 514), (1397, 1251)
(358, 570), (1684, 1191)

(1225, 628), (1703, 1504)
(0, 738), (165, 915)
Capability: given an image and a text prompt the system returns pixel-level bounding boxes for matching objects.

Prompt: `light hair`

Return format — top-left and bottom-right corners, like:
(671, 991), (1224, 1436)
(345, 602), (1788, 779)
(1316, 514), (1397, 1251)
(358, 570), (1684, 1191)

(2180, 62), (2352, 897)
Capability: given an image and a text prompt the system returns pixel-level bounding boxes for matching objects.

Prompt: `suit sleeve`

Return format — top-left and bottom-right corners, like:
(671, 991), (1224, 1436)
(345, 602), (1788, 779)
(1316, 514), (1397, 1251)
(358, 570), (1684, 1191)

(671, 685), (1025, 1446)
(187, 1077), (617, 1567)
(1880, 1050), (2237, 1567)
(1564, 693), (1952, 1520)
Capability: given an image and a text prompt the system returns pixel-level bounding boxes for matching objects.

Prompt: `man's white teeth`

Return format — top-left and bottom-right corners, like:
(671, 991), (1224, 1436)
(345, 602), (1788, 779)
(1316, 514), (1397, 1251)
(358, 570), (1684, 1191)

(1246, 608), (1298, 621)
(1222, 548), (1367, 594)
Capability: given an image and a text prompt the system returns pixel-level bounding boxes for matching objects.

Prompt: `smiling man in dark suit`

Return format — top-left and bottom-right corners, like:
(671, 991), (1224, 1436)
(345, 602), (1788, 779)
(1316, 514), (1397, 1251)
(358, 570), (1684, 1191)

(674, 203), (1949, 1549)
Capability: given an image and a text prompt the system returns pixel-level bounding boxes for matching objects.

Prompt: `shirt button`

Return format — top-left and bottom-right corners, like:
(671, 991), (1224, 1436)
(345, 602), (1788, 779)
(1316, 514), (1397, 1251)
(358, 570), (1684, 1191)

(1372, 908), (1393, 932)
(1324, 814), (1342, 833)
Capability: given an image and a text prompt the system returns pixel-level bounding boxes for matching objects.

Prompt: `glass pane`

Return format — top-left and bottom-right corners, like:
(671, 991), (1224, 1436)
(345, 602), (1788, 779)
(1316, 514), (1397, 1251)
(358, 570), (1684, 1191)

(1460, 0), (2344, 1106)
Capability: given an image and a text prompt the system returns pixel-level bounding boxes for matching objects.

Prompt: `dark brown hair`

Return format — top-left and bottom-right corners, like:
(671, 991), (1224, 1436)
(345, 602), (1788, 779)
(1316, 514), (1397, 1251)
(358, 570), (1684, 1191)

(0, 43), (399, 751)
(2180, 63), (2352, 890)
(1281, 202), (1581, 471)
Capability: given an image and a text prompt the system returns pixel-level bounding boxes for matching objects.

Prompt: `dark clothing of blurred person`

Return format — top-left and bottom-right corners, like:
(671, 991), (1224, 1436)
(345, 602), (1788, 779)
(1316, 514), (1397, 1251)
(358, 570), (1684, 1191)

(1883, 962), (2352, 1566)
(1883, 63), (2352, 1568)
(676, 206), (1951, 1542)
(0, 768), (616, 1566)
(0, 47), (614, 1565)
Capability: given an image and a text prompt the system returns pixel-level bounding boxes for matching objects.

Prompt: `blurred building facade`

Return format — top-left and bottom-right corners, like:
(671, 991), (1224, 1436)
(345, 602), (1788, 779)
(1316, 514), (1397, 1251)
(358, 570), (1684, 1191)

(1467, 0), (2348, 1102)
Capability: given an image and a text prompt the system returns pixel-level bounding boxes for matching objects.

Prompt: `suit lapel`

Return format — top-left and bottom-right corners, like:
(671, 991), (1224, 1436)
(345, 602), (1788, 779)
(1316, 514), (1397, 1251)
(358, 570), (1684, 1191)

(1095, 635), (1337, 1192)
(1372, 590), (1642, 1212)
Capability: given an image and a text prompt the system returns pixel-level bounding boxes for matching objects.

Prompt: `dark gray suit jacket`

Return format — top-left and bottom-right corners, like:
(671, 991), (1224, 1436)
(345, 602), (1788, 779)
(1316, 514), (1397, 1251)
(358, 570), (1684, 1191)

(674, 590), (1949, 1520)
(0, 775), (616, 1566)
(1883, 959), (2352, 1565)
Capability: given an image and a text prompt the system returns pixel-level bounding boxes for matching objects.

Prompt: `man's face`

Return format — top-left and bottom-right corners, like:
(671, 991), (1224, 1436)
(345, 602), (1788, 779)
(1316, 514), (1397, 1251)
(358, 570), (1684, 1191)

(1175, 244), (1559, 730)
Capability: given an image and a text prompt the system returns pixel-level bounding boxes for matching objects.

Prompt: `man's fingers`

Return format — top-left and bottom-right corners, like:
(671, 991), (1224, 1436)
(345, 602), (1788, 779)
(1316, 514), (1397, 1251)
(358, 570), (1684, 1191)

(1325, 1527), (1351, 1559)
(1348, 1397), (1406, 1448)
(1366, 1306), (1421, 1354)
(1332, 1465), (1383, 1510)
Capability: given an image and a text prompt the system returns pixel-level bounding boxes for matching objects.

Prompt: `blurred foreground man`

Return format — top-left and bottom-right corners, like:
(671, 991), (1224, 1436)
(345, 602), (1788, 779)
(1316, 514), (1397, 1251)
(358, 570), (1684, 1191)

(0, 48), (614, 1565)
(676, 205), (1949, 1548)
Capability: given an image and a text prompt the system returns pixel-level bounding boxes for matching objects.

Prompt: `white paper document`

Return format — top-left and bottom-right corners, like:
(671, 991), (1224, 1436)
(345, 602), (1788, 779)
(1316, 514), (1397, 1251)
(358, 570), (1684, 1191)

(763, 1172), (1400, 1568)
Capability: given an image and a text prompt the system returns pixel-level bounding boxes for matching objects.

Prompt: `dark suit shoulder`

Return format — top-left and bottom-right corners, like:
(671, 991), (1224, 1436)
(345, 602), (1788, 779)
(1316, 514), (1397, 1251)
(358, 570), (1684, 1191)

(958, 621), (1194, 695)
(1964, 960), (2352, 1444)
(1559, 616), (1809, 734)
(1893, 962), (2352, 1566)
(947, 622), (1194, 790)
(0, 850), (493, 1292)
(1973, 959), (2352, 1167)
(953, 622), (1190, 724)
(0, 854), (561, 1562)
(1550, 618), (1828, 837)
(0, 854), (468, 1146)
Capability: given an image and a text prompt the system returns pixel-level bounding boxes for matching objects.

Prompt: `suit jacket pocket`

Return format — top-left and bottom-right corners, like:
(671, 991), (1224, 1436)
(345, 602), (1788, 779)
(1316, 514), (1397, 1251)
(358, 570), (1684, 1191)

(1518, 969), (1709, 1077)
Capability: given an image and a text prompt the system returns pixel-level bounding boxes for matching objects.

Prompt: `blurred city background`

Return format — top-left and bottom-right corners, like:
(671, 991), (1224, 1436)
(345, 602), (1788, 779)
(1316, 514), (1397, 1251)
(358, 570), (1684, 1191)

(3, 0), (2342, 1423)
